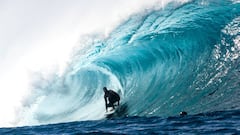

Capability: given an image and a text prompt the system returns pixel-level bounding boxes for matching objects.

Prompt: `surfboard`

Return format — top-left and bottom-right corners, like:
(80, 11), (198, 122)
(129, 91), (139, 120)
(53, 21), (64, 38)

(104, 106), (118, 117)
(104, 103), (129, 119)
(105, 109), (116, 115)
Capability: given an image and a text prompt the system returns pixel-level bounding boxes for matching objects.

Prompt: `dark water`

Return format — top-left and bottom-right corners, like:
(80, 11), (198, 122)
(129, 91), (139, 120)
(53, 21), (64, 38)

(1, 110), (239, 134)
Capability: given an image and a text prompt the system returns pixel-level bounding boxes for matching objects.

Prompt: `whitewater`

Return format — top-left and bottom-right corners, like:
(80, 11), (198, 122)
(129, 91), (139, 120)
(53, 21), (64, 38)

(0, 0), (240, 129)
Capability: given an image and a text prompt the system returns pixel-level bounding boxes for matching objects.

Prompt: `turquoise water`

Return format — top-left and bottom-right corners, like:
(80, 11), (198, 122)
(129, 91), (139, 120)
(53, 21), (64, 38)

(9, 0), (240, 133)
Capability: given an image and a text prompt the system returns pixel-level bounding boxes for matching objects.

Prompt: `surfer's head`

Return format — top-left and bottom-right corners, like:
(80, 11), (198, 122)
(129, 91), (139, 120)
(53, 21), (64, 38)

(103, 87), (108, 93)
(179, 111), (187, 116)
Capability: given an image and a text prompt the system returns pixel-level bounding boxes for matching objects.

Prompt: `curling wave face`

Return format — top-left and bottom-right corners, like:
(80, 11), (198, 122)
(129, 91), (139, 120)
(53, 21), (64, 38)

(19, 0), (240, 126)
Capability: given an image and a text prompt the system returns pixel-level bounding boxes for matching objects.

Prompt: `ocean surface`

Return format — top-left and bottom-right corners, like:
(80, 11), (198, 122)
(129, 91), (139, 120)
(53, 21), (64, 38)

(0, 110), (239, 134)
(1, 0), (240, 134)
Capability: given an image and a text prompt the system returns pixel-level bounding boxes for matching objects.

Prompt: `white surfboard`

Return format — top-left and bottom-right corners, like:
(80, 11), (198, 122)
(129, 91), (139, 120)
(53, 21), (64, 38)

(105, 109), (116, 115)
(104, 106), (118, 116)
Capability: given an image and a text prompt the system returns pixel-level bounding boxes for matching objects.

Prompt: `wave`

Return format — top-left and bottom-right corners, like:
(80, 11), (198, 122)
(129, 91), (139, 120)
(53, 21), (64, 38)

(17, 0), (240, 126)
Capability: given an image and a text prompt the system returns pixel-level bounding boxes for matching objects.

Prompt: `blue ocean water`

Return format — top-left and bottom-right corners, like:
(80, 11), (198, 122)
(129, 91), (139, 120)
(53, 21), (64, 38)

(1, 110), (240, 134)
(2, 0), (240, 134)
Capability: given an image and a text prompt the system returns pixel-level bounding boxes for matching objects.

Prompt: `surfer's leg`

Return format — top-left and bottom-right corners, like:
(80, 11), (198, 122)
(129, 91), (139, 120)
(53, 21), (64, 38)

(110, 102), (115, 109)
(107, 103), (112, 108)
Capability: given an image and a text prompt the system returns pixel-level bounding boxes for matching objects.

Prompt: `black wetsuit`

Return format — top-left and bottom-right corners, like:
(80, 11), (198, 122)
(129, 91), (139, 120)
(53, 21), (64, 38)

(104, 90), (120, 111)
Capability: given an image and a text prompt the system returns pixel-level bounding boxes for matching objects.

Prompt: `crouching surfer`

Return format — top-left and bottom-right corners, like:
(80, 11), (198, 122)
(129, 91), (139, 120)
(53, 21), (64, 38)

(103, 87), (120, 112)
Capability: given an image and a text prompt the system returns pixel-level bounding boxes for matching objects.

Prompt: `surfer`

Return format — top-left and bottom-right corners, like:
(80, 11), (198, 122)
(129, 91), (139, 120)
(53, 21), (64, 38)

(103, 87), (120, 112)
(179, 111), (187, 116)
